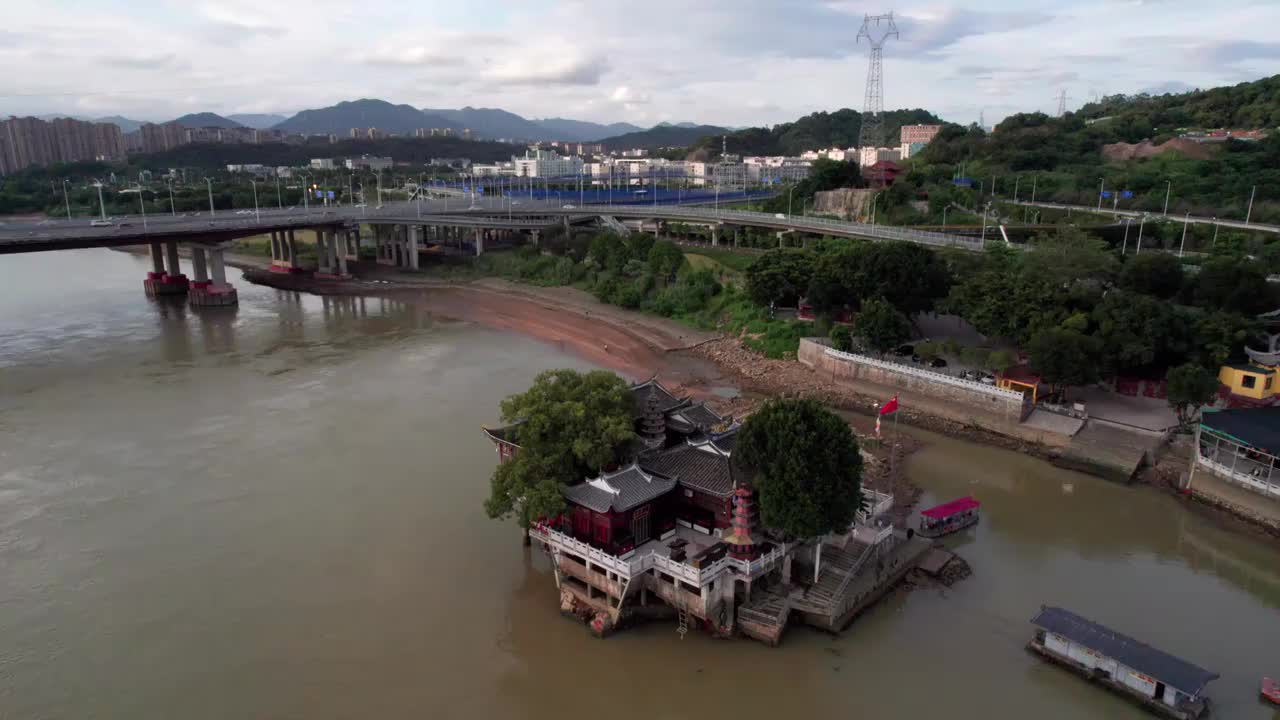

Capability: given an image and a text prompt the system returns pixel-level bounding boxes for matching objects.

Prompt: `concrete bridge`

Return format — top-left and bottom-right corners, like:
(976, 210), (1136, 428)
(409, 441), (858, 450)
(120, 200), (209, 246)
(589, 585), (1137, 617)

(0, 197), (981, 307)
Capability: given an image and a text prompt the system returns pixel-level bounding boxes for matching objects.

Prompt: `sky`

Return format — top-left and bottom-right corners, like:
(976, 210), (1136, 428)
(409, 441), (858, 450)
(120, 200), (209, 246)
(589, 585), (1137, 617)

(2, 0), (1278, 128)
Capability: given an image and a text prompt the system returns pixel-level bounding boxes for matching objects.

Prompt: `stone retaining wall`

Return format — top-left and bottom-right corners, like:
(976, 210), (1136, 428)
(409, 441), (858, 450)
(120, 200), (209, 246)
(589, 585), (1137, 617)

(798, 339), (1033, 435)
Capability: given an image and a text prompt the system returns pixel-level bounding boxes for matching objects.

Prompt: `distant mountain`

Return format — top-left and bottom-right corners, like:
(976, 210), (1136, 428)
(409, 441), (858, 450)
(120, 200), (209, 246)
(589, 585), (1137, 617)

(599, 124), (729, 150)
(274, 99), (458, 135)
(95, 115), (144, 133)
(422, 106), (547, 140)
(534, 117), (643, 142)
(226, 113), (287, 129)
(170, 112), (244, 129)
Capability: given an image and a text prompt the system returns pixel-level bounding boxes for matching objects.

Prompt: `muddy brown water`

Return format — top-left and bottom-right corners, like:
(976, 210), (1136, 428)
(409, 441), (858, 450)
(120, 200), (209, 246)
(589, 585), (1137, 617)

(1, 249), (1278, 719)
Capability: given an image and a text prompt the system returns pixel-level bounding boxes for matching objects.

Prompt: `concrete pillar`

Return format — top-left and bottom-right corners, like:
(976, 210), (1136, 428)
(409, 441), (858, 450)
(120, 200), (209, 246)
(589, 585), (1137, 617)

(734, 227), (740, 248)
(315, 230), (331, 274)
(190, 246), (238, 307)
(711, 228), (718, 247)
(149, 242), (165, 275)
(191, 246), (209, 283)
(408, 226), (420, 270)
(475, 228), (484, 257)
(336, 232), (349, 277)
(287, 229), (301, 271)
(531, 230), (539, 248)
(164, 241), (184, 279)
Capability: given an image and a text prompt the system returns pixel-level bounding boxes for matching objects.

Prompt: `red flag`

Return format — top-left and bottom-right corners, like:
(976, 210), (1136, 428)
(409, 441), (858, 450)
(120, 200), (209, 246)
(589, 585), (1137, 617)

(879, 395), (899, 416)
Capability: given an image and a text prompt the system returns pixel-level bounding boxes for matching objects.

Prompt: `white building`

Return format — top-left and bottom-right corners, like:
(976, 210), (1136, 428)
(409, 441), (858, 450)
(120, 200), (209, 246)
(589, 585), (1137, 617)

(225, 163), (269, 175)
(744, 157), (812, 184)
(471, 162), (515, 177)
(859, 147), (902, 167)
(344, 155), (393, 171)
(309, 158), (337, 170)
(511, 149), (584, 178)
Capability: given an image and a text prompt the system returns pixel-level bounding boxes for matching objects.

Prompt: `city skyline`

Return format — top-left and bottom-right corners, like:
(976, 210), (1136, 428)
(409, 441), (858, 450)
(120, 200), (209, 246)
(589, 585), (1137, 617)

(3, 0), (1278, 128)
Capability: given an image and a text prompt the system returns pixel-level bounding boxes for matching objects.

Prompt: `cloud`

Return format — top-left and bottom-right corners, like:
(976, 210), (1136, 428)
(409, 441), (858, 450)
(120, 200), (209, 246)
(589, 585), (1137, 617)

(361, 47), (466, 67)
(1202, 40), (1280, 65)
(609, 86), (649, 104)
(483, 54), (607, 87)
(100, 53), (188, 70)
(198, 2), (286, 44)
(897, 7), (1055, 55)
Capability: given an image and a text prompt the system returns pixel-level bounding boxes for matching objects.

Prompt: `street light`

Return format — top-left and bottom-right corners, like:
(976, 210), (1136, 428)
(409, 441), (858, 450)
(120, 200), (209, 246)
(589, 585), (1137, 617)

(204, 177), (216, 217)
(250, 178), (261, 223)
(62, 179), (71, 220)
(788, 184), (795, 219)
(301, 174), (311, 212)
(276, 176), (283, 209)
(93, 180), (106, 220)
(1163, 180), (1172, 216)
(167, 178), (176, 216)
(1121, 218), (1132, 255)
(137, 186), (148, 229)
(1179, 211), (1190, 257)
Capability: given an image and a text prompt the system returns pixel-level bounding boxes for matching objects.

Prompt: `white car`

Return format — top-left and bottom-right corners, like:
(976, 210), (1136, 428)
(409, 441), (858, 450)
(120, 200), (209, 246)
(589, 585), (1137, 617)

(90, 219), (113, 227)
(562, 204), (576, 209)
(775, 213), (786, 219)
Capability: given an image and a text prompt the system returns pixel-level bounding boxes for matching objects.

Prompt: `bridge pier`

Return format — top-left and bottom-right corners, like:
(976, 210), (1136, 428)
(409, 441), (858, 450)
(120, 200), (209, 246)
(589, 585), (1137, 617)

(408, 226), (420, 270)
(315, 229), (351, 280)
(143, 240), (189, 297)
(475, 228), (485, 256)
(189, 246), (238, 307)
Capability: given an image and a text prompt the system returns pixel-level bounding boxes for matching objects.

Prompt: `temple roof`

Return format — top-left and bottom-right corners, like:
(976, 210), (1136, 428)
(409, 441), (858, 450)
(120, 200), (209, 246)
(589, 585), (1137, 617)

(667, 402), (726, 434)
(481, 422), (522, 447)
(641, 437), (738, 498)
(562, 463), (677, 513)
(629, 378), (689, 418)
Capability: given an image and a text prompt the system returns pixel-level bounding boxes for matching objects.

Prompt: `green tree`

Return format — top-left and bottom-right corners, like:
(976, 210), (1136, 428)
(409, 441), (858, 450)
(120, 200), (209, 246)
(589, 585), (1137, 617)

(1027, 327), (1103, 388)
(1119, 252), (1185, 299)
(1191, 257), (1274, 315)
(745, 248), (815, 306)
(829, 324), (854, 352)
(647, 240), (686, 282)
(1092, 291), (1190, 375)
(735, 398), (863, 539)
(483, 369), (636, 528)
(1165, 362), (1220, 426)
(854, 298), (911, 355)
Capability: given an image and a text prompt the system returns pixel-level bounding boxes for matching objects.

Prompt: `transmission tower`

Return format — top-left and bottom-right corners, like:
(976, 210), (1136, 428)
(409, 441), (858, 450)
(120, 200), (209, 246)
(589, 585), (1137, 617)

(1056, 90), (1068, 117)
(857, 12), (900, 150)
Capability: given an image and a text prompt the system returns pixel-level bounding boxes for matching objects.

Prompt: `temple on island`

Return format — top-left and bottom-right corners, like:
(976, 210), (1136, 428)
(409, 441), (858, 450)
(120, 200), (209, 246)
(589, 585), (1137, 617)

(483, 378), (925, 644)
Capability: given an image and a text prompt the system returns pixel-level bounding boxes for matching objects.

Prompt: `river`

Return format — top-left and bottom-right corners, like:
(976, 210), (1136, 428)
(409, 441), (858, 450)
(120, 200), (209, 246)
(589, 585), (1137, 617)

(1, 249), (1277, 719)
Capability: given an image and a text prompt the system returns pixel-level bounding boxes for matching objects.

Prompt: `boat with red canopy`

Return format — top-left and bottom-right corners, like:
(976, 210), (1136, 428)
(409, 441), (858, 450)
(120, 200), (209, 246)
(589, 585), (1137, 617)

(1263, 677), (1279, 706)
(918, 496), (980, 538)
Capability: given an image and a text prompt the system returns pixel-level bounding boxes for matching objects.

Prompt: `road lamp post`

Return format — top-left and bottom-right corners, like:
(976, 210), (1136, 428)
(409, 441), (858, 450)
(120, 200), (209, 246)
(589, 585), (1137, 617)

(167, 179), (176, 216)
(1179, 211), (1190, 257)
(94, 180), (106, 220)
(1245, 185), (1256, 225)
(137, 187), (148, 229)
(1136, 215), (1145, 254)
(1163, 180), (1171, 216)
(250, 178), (260, 224)
(1121, 218), (1132, 255)
(788, 184), (795, 219)
(1097, 178), (1105, 212)
(1212, 219), (1219, 247)
(62, 179), (71, 220)
(276, 176), (282, 209)
(204, 177), (216, 217)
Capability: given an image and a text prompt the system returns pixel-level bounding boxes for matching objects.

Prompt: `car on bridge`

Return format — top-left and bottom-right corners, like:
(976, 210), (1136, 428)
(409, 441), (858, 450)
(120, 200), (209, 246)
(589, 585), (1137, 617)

(90, 219), (112, 227)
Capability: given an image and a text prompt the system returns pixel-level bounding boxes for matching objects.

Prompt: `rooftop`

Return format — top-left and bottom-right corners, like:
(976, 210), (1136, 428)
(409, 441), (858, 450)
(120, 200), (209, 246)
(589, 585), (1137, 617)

(629, 378), (688, 418)
(1031, 606), (1219, 696)
(562, 462), (677, 513)
(1200, 406), (1280, 456)
(921, 496), (980, 520)
(641, 438), (738, 498)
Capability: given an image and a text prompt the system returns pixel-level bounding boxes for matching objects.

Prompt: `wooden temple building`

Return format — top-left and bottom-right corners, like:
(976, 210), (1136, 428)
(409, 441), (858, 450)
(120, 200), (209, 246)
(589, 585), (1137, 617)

(483, 378), (929, 644)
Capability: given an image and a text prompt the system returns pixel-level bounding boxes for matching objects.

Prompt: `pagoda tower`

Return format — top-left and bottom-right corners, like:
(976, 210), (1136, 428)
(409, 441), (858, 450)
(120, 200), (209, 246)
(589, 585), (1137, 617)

(722, 485), (759, 560)
(640, 390), (666, 450)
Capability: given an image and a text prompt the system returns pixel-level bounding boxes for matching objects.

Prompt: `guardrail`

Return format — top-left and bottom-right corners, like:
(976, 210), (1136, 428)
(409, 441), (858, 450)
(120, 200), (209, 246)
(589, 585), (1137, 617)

(823, 347), (1025, 402)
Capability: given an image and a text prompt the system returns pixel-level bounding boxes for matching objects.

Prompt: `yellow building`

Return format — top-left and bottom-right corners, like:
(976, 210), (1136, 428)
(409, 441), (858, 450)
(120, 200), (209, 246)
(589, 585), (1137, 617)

(1218, 363), (1279, 400)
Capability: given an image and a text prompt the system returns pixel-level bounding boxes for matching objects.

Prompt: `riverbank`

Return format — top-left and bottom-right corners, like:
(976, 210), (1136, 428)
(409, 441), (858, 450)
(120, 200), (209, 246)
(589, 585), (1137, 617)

(231, 260), (1280, 540)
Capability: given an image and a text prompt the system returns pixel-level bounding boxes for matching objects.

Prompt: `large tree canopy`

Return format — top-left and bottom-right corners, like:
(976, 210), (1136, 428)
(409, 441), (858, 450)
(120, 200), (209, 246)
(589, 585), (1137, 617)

(1166, 362), (1220, 425)
(1027, 327), (1103, 387)
(806, 241), (950, 317)
(484, 369), (635, 527)
(745, 248), (815, 306)
(736, 399), (863, 539)
(855, 298), (911, 355)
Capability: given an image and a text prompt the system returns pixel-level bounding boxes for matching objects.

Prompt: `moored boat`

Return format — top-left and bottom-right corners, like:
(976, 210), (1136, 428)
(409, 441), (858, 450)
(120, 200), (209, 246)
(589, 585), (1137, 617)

(918, 496), (980, 538)
(1262, 677), (1280, 705)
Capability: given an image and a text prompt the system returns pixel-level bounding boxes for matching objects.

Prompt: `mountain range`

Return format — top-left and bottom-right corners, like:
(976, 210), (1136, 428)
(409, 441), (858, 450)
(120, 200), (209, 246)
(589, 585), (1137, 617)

(265, 99), (669, 142)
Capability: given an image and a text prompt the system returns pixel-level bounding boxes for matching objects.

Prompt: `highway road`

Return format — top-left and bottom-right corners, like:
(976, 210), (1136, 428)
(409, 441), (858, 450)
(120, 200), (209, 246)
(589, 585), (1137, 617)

(0, 197), (982, 254)
(1001, 199), (1279, 235)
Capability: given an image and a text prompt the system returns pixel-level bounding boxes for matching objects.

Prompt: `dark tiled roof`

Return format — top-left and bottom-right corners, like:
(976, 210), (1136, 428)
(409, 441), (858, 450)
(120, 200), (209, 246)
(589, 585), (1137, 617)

(641, 440), (736, 497)
(668, 403), (725, 432)
(1031, 606), (1219, 696)
(630, 378), (688, 418)
(562, 463), (677, 513)
(708, 425), (739, 453)
(1200, 406), (1280, 455)
(481, 423), (521, 446)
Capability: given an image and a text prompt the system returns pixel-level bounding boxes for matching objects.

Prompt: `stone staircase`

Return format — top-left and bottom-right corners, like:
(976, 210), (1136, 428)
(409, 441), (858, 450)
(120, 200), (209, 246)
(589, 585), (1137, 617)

(790, 540), (873, 615)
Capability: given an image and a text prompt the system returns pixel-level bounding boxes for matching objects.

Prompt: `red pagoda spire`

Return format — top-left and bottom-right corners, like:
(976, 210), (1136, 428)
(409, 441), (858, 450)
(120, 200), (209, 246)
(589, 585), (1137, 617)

(722, 485), (759, 560)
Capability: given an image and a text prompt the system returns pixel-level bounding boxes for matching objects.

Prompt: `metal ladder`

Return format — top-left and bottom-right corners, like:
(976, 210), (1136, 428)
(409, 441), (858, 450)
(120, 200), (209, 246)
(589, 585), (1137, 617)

(676, 596), (689, 640)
